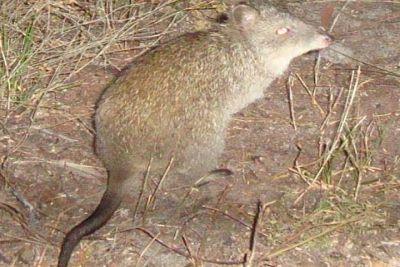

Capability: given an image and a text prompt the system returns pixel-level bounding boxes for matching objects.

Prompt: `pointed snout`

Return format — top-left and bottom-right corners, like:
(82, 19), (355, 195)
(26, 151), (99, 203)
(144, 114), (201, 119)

(319, 32), (334, 48)
(322, 33), (334, 44)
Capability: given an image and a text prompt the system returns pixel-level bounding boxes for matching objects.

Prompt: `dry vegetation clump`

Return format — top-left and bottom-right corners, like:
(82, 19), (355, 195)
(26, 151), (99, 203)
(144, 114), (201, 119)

(0, 0), (219, 110)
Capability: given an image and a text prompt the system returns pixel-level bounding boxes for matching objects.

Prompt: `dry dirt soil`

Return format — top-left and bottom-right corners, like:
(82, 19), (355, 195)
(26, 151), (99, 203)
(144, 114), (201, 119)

(0, 1), (399, 267)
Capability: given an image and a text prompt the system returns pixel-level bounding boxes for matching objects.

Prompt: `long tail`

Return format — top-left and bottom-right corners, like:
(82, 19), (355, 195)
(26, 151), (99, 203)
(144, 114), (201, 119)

(57, 186), (123, 267)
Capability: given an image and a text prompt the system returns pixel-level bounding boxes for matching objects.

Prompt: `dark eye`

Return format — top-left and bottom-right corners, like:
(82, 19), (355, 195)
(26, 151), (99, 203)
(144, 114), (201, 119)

(276, 27), (291, 35)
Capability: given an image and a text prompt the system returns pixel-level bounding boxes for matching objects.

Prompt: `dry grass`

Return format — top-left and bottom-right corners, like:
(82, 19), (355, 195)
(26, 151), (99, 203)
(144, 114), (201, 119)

(0, 0), (219, 112)
(258, 64), (400, 263)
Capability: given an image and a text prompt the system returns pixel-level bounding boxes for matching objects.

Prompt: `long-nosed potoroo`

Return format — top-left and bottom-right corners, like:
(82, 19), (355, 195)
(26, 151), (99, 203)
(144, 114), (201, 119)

(58, 3), (333, 267)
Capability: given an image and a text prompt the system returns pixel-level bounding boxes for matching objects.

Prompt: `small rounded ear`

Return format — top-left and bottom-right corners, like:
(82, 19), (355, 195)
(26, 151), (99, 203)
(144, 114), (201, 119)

(232, 4), (260, 29)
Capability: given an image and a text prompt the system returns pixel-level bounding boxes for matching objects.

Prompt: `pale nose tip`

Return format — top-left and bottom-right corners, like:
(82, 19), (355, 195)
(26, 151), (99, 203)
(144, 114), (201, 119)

(322, 33), (334, 44)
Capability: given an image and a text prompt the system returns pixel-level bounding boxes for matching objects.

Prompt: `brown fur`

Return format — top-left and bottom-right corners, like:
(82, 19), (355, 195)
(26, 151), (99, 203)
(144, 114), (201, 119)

(58, 3), (332, 266)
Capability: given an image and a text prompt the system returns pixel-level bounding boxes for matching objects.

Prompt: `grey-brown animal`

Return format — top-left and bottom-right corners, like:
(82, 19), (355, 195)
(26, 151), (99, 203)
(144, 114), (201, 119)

(58, 3), (332, 266)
